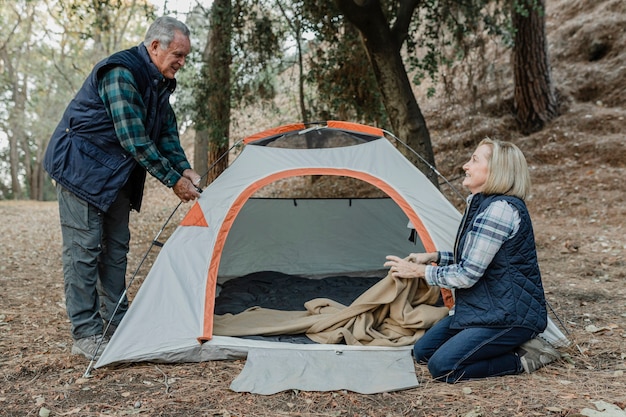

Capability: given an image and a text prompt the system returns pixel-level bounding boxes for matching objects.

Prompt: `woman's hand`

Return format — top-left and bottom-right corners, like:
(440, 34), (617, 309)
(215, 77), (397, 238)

(384, 255), (427, 279)
(407, 252), (439, 265)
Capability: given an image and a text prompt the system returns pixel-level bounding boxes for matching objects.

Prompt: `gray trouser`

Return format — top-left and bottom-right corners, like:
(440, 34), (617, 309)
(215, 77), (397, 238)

(56, 184), (130, 340)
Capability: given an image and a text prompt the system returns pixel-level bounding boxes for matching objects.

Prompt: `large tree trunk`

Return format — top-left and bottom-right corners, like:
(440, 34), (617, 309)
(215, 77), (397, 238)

(512, 0), (558, 134)
(334, 0), (438, 186)
(194, 0), (233, 186)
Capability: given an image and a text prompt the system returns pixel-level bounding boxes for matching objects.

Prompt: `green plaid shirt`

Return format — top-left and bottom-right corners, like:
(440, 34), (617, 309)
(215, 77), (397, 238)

(98, 67), (191, 188)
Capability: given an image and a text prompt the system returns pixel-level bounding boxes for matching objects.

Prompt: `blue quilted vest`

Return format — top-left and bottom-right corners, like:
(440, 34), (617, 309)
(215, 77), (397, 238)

(450, 194), (548, 333)
(44, 44), (176, 212)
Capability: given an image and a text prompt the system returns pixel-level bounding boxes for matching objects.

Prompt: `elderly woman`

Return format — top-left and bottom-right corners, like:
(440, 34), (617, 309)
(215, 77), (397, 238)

(385, 138), (560, 383)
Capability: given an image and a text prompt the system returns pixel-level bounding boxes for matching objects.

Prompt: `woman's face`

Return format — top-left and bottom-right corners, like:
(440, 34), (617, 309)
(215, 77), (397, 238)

(462, 144), (491, 194)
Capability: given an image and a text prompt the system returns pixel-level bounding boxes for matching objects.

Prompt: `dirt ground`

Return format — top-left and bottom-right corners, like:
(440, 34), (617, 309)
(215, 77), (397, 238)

(1, 0), (625, 415)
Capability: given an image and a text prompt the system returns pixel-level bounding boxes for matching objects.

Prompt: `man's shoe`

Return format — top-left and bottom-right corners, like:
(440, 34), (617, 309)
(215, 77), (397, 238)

(71, 334), (109, 360)
(517, 337), (561, 373)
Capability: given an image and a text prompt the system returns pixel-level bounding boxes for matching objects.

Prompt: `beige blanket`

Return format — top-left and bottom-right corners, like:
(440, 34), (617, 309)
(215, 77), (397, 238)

(213, 272), (449, 347)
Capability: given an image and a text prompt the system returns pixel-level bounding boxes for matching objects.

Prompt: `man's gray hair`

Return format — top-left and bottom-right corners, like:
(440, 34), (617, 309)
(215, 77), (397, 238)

(143, 16), (190, 49)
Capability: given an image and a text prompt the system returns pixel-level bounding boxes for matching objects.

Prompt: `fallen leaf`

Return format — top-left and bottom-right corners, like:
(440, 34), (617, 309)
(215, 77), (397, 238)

(580, 400), (626, 417)
(58, 408), (82, 416)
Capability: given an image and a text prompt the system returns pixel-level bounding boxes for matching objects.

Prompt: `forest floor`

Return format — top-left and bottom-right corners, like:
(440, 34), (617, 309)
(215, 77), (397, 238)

(1, 0), (625, 415)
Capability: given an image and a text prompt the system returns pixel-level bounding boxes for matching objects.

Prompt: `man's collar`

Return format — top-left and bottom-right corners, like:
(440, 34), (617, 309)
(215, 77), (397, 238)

(138, 43), (177, 93)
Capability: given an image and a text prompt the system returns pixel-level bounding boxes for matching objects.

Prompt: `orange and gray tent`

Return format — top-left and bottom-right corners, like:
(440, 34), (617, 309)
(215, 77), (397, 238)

(95, 121), (565, 393)
(94, 121), (463, 388)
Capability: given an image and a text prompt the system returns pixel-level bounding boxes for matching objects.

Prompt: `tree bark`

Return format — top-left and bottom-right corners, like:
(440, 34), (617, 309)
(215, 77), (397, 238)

(335, 0), (438, 186)
(1, 47), (26, 199)
(194, 0), (233, 186)
(30, 159), (45, 201)
(512, 0), (558, 134)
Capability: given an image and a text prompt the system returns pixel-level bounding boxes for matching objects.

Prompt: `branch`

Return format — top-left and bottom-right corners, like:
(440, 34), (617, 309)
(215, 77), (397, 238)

(0, 4), (23, 52)
(392, 0), (422, 45)
(155, 365), (171, 394)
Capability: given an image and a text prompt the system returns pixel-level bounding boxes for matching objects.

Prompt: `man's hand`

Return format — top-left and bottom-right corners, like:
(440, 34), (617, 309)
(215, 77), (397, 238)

(182, 169), (202, 189)
(173, 176), (201, 202)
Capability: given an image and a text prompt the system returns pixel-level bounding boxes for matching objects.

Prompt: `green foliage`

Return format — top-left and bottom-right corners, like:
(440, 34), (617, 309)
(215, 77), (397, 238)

(513, 0), (545, 18)
(230, 1), (286, 106)
(56, 0), (154, 55)
(0, 0), (154, 200)
(0, 0), (537, 200)
(177, 0), (521, 139)
(181, 0), (387, 127)
(304, 34), (388, 125)
(169, 5), (208, 128)
(278, 0), (515, 122)
(405, 0), (513, 92)
(175, 0), (286, 125)
(300, 0), (388, 125)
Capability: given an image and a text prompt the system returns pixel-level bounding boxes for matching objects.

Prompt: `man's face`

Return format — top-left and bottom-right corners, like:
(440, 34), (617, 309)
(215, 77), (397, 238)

(148, 30), (191, 79)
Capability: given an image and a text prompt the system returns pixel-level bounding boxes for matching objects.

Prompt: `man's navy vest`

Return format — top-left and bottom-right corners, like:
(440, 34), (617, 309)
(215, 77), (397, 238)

(44, 44), (175, 212)
(450, 194), (548, 333)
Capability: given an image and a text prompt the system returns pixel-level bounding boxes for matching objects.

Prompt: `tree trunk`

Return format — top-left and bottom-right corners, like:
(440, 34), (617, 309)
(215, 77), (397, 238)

(20, 75), (33, 199)
(276, 1), (308, 123)
(194, 0), (232, 186)
(296, 27), (308, 123)
(335, 0), (438, 186)
(8, 132), (23, 199)
(31, 160), (45, 201)
(1, 46), (26, 199)
(512, 0), (558, 134)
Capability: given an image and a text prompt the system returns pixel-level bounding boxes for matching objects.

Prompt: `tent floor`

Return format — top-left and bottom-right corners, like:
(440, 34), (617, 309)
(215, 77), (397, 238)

(213, 270), (385, 344)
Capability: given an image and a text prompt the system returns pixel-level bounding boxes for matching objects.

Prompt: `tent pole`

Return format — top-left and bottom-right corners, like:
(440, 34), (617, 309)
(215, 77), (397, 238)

(384, 131), (465, 202)
(82, 201), (184, 378)
(546, 300), (571, 337)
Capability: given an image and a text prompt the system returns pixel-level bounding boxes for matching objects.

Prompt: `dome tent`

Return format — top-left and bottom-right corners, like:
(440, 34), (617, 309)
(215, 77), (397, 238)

(95, 121), (463, 393)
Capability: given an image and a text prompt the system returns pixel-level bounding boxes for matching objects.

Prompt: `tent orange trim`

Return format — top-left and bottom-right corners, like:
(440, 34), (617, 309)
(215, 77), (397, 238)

(180, 202), (208, 227)
(242, 121), (384, 145)
(243, 123), (307, 144)
(198, 167), (437, 341)
(327, 120), (384, 137)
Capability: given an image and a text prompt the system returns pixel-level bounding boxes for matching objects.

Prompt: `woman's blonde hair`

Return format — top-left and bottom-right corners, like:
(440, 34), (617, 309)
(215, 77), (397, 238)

(480, 138), (531, 200)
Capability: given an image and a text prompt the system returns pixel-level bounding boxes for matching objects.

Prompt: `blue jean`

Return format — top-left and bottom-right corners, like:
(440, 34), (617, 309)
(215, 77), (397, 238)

(413, 315), (535, 383)
(57, 184), (130, 340)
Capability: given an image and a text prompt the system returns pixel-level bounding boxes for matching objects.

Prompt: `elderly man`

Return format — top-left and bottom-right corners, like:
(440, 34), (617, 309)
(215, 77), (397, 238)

(44, 16), (201, 360)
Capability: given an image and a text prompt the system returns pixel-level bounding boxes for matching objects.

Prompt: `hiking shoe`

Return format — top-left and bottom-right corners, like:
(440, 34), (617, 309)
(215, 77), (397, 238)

(517, 337), (561, 373)
(71, 334), (109, 360)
